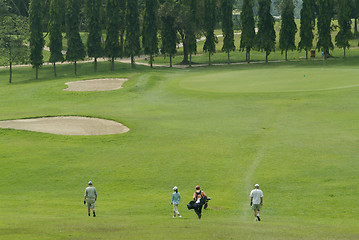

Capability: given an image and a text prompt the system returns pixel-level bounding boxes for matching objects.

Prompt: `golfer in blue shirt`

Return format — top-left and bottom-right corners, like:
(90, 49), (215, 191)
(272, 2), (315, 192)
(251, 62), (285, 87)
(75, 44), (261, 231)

(171, 186), (182, 218)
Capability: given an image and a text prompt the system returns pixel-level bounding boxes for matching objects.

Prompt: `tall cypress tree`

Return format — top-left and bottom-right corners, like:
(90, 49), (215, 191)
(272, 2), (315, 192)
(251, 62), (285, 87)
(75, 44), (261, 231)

(335, 0), (352, 57)
(124, 0), (141, 68)
(184, 0), (198, 67)
(48, 0), (64, 77)
(86, 0), (103, 72)
(316, 0), (334, 59)
(105, 0), (120, 71)
(240, 0), (255, 63)
(298, 0), (315, 59)
(221, 0), (235, 64)
(203, 0), (218, 65)
(29, 0), (44, 80)
(65, 0), (86, 75)
(256, 0), (275, 63)
(119, 0), (126, 58)
(279, 0), (297, 61)
(159, 0), (177, 67)
(354, 0), (359, 38)
(142, 0), (159, 68)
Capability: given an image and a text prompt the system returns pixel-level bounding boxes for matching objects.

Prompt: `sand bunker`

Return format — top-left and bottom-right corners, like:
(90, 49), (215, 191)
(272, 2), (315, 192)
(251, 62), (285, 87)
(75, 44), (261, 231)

(64, 78), (128, 91)
(0, 116), (130, 136)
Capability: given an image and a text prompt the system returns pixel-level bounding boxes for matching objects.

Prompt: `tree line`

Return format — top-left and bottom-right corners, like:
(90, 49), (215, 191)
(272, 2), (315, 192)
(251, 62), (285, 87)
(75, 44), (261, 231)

(1, 0), (359, 82)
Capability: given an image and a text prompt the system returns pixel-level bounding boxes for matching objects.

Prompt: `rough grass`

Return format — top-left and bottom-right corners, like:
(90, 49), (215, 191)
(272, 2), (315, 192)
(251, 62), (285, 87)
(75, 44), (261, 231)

(0, 59), (358, 239)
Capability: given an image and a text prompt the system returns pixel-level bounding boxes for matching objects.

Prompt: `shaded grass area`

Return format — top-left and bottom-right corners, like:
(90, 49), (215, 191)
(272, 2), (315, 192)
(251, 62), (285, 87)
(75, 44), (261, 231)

(0, 60), (358, 239)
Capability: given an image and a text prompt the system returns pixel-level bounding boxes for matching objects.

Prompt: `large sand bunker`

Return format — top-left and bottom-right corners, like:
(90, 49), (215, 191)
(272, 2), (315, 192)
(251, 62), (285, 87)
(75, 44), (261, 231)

(0, 116), (130, 135)
(64, 78), (128, 91)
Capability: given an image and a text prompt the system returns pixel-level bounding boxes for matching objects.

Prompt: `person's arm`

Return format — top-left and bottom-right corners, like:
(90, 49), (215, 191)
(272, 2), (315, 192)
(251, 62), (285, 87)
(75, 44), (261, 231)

(95, 189), (97, 201)
(171, 193), (174, 204)
(201, 191), (207, 197)
(178, 193), (181, 201)
(250, 197), (253, 206)
(260, 197), (263, 206)
(84, 190), (87, 204)
(193, 192), (196, 200)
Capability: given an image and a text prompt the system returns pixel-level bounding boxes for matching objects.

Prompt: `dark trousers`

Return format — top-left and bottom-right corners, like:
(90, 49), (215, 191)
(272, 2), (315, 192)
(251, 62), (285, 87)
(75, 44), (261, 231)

(194, 205), (203, 219)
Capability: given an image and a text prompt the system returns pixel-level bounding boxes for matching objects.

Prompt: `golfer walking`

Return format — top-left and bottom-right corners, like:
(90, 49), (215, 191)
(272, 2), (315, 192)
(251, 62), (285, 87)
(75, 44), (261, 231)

(250, 184), (263, 221)
(193, 185), (207, 219)
(84, 181), (97, 217)
(171, 186), (182, 218)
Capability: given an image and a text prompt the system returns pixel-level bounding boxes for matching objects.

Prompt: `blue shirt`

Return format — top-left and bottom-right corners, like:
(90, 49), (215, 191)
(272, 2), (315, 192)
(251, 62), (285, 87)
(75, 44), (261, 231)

(172, 192), (181, 204)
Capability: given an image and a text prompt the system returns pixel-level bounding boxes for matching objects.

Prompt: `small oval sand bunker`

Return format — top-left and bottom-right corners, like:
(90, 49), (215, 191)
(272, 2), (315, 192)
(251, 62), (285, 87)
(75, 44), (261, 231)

(0, 117), (130, 136)
(64, 78), (128, 91)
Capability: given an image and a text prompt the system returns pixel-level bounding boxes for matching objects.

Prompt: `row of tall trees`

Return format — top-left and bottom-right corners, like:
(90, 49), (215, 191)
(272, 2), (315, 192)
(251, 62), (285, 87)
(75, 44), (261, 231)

(1, 0), (358, 81)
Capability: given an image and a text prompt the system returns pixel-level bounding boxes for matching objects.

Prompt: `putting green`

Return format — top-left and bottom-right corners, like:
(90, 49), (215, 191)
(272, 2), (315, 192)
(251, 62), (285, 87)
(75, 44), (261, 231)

(179, 67), (359, 93)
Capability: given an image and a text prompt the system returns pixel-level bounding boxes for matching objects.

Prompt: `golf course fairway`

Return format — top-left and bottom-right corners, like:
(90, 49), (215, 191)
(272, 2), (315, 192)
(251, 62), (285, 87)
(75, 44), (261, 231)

(179, 65), (359, 93)
(0, 60), (358, 239)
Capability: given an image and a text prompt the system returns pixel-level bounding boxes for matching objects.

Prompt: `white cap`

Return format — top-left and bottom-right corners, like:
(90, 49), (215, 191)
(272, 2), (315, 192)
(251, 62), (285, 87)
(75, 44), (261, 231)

(173, 186), (178, 191)
(88, 181), (93, 185)
(255, 184), (259, 187)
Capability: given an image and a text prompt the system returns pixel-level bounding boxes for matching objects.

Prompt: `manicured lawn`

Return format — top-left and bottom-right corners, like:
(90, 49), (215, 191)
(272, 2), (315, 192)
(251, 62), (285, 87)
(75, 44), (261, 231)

(0, 58), (358, 239)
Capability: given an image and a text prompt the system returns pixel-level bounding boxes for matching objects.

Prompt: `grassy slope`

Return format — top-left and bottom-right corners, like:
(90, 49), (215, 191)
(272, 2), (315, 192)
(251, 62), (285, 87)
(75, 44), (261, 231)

(0, 59), (358, 239)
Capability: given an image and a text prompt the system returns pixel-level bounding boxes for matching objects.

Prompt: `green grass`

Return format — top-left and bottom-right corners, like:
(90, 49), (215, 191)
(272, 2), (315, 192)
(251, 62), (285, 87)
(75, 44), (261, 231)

(0, 58), (358, 239)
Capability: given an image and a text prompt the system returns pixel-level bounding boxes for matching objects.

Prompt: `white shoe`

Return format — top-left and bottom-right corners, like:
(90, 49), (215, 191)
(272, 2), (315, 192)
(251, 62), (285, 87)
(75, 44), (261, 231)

(173, 216), (175, 218)
(179, 215), (182, 218)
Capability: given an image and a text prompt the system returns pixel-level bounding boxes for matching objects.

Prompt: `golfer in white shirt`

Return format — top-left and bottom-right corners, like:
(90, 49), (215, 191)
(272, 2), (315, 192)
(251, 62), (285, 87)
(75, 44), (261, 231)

(250, 184), (263, 221)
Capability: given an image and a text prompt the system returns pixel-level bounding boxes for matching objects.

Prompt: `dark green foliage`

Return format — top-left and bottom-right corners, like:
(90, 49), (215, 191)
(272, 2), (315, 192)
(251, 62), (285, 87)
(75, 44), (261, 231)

(316, 0), (334, 58)
(279, 0), (297, 60)
(142, 0), (159, 68)
(221, 0), (235, 64)
(240, 0), (255, 63)
(48, 0), (64, 77)
(0, 15), (29, 82)
(256, 0), (276, 63)
(86, 0), (103, 72)
(353, 0), (359, 37)
(0, 0), (10, 19)
(124, 0), (141, 68)
(105, 0), (121, 71)
(203, 0), (218, 65)
(335, 0), (352, 57)
(5, 0), (30, 16)
(119, 0), (126, 58)
(298, 0), (315, 59)
(65, 0), (86, 74)
(183, 0), (198, 66)
(159, 0), (177, 67)
(29, 0), (44, 79)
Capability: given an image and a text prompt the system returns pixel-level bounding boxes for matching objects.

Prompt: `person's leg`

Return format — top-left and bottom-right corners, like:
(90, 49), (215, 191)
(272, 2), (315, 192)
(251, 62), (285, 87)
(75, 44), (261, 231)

(198, 206), (202, 219)
(92, 207), (96, 217)
(173, 204), (177, 217)
(194, 207), (200, 218)
(88, 207), (91, 216)
(256, 209), (260, 221)
(174, 204), (181, 217)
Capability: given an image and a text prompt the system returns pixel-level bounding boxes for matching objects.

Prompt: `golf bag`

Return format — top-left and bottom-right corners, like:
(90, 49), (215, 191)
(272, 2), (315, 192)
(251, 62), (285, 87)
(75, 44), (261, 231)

(204, 197), (211, 209)
(187, 196), (211, 210)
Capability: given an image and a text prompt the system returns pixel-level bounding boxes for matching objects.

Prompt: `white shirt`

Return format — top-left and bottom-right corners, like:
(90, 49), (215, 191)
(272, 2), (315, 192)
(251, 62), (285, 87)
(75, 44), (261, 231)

(250, 189), (263, 205)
